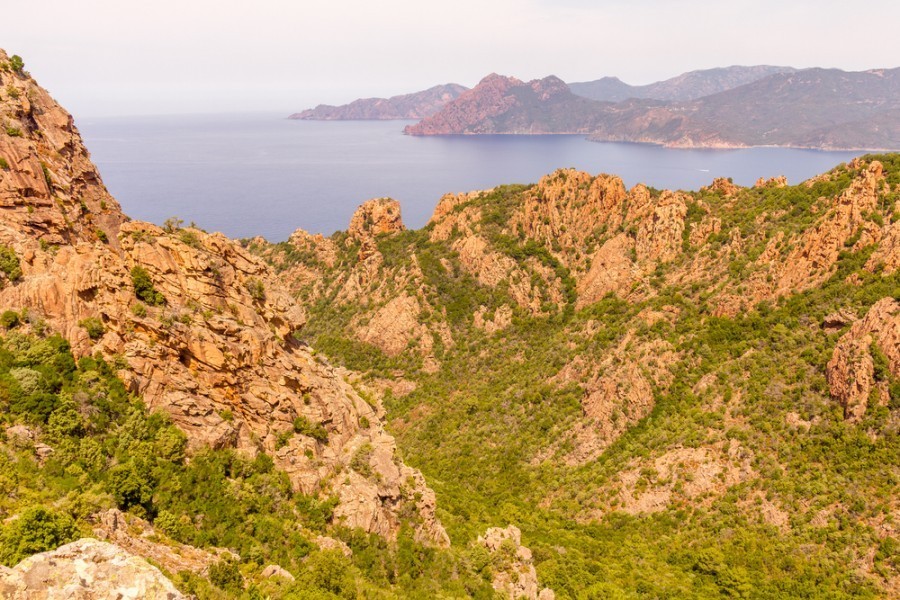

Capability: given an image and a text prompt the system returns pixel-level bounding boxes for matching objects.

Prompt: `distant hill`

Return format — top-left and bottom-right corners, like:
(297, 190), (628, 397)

(403, 73), (609, 135)
(588, 67), (900, 149)
(290, 83), (468, 120)
(569, 65), (797, 102)
(405, 68), (900, 150)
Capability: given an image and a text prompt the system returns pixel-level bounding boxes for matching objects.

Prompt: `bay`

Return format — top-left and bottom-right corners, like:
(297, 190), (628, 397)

(77, 113), (863, 241)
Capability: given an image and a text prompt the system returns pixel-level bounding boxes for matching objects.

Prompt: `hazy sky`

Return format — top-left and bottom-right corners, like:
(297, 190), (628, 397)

(2, 0), (898, 117)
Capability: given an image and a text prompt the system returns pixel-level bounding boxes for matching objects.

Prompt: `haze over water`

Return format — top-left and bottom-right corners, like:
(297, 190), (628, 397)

(78, 113), (862, 241)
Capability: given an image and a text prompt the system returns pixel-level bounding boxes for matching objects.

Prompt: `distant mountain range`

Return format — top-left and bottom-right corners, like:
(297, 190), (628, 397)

(568, 65), (796, 102)
(290, 83), (468, 120)
(292, 65), (900, 150)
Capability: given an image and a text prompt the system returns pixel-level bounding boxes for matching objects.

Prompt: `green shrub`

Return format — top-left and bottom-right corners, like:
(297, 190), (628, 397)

(8, 55), (24, 73)
(244, 278), (266, 302)
(208, 558), (244, 593)
(130, 266), (165, 306)
(0, 506), (78, 566)
(5, 127), (22, 138)
(1, 310), (20, 329)
(293, 416), (328, 442)
(0, 157), (9, 170)
(78, 317), (105, 340)
(0, 246), (22, 282)
(95, 229), (108, 244)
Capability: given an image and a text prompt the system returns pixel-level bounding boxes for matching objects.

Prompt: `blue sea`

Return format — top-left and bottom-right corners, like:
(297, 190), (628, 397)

(76, 113), (863, 241)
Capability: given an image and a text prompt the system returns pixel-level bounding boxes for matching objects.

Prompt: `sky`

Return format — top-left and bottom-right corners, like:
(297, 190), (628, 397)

(1, 0), (898, 117)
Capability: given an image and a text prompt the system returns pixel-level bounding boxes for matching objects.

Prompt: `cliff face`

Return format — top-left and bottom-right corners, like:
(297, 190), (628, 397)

(0, 49), (447, 547)
(290, 83), (468, 120)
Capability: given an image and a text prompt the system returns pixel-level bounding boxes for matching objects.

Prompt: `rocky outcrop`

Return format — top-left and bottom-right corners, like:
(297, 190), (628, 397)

(0, 47), (447, 547)
(0, 49), (124, 249)
(92, 509), (231, 576)
(290, 83), (468, 120)
(0, 539), (186, 600)
(773, 162), (885, 296)
(478, 526), (554, 600)
(348, 198), (405, 241)
(827, 297), (900, 421)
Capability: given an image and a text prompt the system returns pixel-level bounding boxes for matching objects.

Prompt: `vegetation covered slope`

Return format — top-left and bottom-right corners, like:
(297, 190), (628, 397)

(253, 155), (900, 598)
(0, 325), (500, 598)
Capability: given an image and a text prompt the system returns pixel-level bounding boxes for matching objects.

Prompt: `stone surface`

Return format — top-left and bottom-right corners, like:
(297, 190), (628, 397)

(0, 539), (186, 600)
(827, 297), (900, 421)
(478, 526), (554, 600)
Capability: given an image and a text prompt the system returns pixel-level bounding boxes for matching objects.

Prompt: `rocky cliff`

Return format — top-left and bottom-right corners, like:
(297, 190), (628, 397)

(0, 48), (447, 548)
(290, 83), (468, 120)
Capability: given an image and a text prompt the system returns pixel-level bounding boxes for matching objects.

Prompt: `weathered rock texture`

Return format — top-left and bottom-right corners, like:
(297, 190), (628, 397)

(478, 526), (554, 600)
(0, 48), (447, 547)
(0, 539), (186, 600)
(92, 509), (232, 576)
(827, 298), (900, 421)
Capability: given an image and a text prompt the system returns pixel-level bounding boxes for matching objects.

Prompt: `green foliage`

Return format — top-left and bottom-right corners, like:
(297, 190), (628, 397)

(244, 278), (266, 302)
(1, 310), (20, 329)
(163, 217), (184, 233)
(8, 54), (24, 73)
(0, 506), (78, 566)
(292, 416), (328, 442)
(0, 157), (9, 170)
(78, 317), (105, 340)
(5, 127), (22, 138)
(208, 558), (244, 593)
(130, 266), (165, 306)
(0, 245), (22, 282)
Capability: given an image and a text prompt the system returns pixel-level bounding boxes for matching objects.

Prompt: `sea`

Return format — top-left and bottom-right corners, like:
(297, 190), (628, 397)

(76, 113), (863, 242)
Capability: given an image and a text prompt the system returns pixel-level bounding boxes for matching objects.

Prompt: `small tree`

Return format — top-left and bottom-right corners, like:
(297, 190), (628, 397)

(8, 55), (24, 74)
(130, 266), (165, 306)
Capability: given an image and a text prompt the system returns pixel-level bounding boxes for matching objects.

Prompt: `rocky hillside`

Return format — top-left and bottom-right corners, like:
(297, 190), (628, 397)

(569, 65), (796, 102)
(403, 74), (609, 135)
(0, 48), (515, 599)
(290, 83), (468, 120)
(402, 68), (900, 150)
(256, 154), (900, 597)
(588, 67), (900, 150)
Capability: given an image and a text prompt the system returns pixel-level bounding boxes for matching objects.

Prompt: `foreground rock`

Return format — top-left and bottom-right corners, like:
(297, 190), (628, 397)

(0, 539), (186, 600)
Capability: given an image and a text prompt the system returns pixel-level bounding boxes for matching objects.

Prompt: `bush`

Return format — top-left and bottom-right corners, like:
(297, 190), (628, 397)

(0, 245), (22, 282)
(0, 157), (9, 170)
(78, 317), (105, 340)
(0, 506), (78, 566)
(208, 558), (244, 593)
(130, 266), (165, 306)
(293, 416), (329, 442)
(5, 127), (22, 138)
(8, 55), (24, 73)
(1, 310), (20, 329)
(244, 278), (266, 302)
